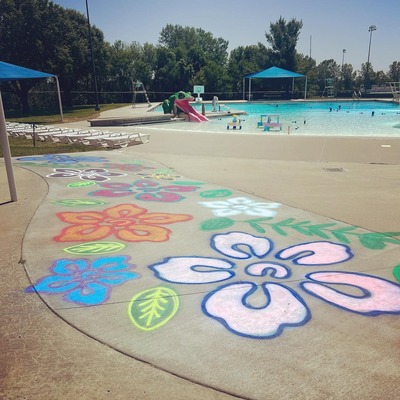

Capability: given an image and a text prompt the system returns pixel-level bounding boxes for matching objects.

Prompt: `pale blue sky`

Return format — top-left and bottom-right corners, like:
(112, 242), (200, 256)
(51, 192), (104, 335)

(53, 0), (399, 72)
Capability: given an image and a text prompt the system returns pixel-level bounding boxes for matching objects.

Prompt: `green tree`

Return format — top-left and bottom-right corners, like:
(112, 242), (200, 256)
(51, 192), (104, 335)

(265, 17), (303, 71)
(0, 0), (63, 111)
(295, 54), (317, 96)
(228, 44), (271, 96)
(314, 59), (341, 95)
(388, 61), (400, 82)
(0, 0), (107, 110)
(157, 24), (229, 95)
(340, 64), (357, 92)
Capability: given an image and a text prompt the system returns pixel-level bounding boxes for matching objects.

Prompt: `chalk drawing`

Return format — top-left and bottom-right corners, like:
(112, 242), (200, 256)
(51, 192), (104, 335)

(137, 170), (182, 181)
(63, 241), (126, 255)
(301, 271), (400, 315)
(393, 264), (400, 282)
(128, 286), (179, 331)
(54, 203), (192, 243)
(245, 262), (291, 278)
(276, 241), (353, 265)
(47, 168), (126, 182)
(200, 217), (400, 250)
(52, 199), (108, 207)
(101, 162), (155, 173)
(203, 282), (311, 339)
(147, 231), (400, 339)
(150, 256), (235, 284)
(67, 181), (96, 188)
(90, 179), (200, 202)
(200, 189), (233, 198)
(25, 255), (138, 306)
(211, 231), (272, 259)
(199, 197), (281, 218)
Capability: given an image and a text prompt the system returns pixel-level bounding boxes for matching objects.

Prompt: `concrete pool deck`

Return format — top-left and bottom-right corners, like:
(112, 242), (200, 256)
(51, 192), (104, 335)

(1, 103), (400, 400)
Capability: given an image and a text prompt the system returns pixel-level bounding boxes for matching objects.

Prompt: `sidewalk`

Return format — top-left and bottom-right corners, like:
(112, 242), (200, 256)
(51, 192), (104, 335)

(1, 103), (399, 400)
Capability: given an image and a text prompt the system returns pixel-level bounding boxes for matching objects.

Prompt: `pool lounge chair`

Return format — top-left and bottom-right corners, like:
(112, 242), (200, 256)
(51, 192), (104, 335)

(101, 132), (150, 149)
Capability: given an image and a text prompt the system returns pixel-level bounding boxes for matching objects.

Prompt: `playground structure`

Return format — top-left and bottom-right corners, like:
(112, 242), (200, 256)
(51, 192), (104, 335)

(257, 114), (282, 132)
(162, 91), (208, 122)
(132, 80), (151, 108)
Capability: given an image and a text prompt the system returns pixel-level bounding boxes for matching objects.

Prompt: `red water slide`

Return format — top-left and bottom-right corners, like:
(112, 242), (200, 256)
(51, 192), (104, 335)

(175, 99), (209, 122)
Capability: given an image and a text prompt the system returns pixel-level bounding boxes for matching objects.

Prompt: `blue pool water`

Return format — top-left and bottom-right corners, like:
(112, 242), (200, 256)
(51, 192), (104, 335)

(152, 101), (400, 137)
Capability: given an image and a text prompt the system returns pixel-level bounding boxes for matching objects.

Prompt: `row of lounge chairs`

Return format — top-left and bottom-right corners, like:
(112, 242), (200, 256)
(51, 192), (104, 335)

(5, 122), (150, 149)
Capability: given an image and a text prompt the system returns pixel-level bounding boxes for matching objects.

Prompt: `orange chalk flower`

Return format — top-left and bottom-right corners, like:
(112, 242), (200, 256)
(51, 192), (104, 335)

(54, 204), (192, 243)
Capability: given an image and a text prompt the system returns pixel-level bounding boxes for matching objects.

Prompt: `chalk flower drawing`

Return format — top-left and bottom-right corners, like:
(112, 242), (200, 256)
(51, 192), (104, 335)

(90, 179), (199, 202)
(25, 255), (138, 306)
(101, 162), (154, 173)
(150, 231), (400, 339)
(199, 197), (281, 217)
(137, 171), (181, 181)
(54, 203), (192, 243)
(47, 168), (126, 182)
(17, 154), (108, 164)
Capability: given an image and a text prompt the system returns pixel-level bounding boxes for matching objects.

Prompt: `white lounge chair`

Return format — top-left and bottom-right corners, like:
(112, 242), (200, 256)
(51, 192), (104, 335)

(101, 132), (150, 149)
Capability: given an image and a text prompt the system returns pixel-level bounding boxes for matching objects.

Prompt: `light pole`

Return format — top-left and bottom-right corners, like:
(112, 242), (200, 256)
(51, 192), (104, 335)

(85, 0), (100, 111)
(366, 25), (377, 88)
(341, 49), (346, 72)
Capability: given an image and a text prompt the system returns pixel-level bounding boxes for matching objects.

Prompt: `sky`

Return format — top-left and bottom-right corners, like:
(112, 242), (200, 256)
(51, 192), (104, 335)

(53, 0), (400, 72)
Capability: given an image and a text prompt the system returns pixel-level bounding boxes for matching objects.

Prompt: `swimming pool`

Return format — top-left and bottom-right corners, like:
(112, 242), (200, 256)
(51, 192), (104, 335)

(152, 100), (400, 137)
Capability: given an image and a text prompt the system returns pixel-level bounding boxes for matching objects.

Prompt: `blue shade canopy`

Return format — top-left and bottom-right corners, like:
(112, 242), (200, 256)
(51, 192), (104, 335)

(0, 61), (55, 81)
(245, 66), (304, 79)
(0, 61), (61, 203)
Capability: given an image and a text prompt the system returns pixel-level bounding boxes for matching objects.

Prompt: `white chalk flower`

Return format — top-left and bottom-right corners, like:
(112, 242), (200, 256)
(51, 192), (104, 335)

(199, 197), (281, 217)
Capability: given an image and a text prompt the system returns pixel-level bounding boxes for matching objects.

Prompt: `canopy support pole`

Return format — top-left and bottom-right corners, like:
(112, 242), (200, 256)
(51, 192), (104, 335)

(55, 76), (64, 122)
(304, 76), (308, 99)
(0, 91), (17, 201)
(249, 78), (252, 101)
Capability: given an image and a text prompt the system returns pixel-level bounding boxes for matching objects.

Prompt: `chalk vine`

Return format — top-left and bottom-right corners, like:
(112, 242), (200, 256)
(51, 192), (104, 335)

(200, 217), (400, 250)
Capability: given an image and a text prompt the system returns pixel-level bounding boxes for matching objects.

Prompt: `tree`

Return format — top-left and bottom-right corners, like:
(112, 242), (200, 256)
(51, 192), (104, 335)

(228, 44), (271, 95)
(265, 17), (303, 71)
(0, 0), (63, 111)
(341, 64), (357, 92)
(314, 59), (341, 95)
(388, 61), (400, 82)
(0, 0), (108, 110)
(296, 54), (317, 96)
(157, 24), (229, 95)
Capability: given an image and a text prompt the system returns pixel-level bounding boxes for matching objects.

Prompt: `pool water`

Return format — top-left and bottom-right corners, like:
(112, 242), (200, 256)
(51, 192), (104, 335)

(152, 101), (400, 137)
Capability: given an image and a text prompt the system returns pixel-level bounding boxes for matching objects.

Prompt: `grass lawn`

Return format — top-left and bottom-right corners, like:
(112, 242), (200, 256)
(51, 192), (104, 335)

(5, 103), (129, 124)
(3, 136), (104, 157)
(1, 104), (129, 157)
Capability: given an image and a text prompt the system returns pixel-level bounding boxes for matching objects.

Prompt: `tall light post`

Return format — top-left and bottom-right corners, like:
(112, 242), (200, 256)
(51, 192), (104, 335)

(366, 25), (377, 88)
(85, 0), (100, 111)
(341, 49), (346, 72)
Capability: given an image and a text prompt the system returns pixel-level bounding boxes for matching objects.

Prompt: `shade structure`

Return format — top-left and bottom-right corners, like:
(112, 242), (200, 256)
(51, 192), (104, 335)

(243, 66), (307, 100)
(0, 61), (63, 202)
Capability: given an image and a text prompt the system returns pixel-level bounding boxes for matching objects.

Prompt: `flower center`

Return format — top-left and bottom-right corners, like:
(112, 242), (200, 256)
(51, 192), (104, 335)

(107, 218), (134, 227)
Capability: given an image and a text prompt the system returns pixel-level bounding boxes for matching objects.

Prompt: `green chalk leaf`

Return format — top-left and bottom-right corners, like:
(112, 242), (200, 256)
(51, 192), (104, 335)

(359, 232), (400, 250)
(393, 265), (400, 282)
(128, 286), (179, 331)
(63, 241), (126, 255)
(52, 199), (107, 207)
(200, 217), (235, 231)
(67, 181), (96, 188)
